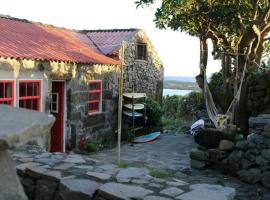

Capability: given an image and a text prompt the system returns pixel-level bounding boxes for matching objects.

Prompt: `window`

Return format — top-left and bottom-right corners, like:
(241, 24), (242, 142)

(136, 43), (147, 60)
(19, 80), (41, 111)
(88, 80), (102, 113)
(50, 93), (58, 113)
(0, 80), (14, 106)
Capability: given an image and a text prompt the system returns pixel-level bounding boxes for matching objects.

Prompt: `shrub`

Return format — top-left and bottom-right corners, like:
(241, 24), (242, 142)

(146, 97), (163, 127)
(85, 138), (98, 152)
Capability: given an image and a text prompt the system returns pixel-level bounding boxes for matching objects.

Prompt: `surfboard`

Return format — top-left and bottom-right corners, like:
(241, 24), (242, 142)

(133, 132), (161, 143)
(123, 93), (146, 99)
(124, 103), (144, 110)
(123, 111), (143, 117)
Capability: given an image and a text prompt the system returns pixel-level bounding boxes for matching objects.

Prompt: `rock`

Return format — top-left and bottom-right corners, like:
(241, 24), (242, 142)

(116, 167), (149, 179)
(16, 162), (41, 175)
(41, 170), (62, 182)
(35, 179), (57, 200)
(35, 152), (52, 159)
(255, 156), (270, 169)
(0, 150), (28, 200)
(208, 149), (229, 162)
(98, 164), (117, 171)
(261, 149), (270, 160)
(74, 165), (94, 170)
(190, 159), (206, 169)
(194, 128), (225, 148)
(261, 172), (270, 189)
(86, 171), (111, 181)
(166, 180), (187, 187)
(144, 196), (172, 200)
(235, 141), (249, 150)
(21, 177), (36, 199)
(239, 158), (253, 170)
(148, 183), (163, 189)
(64, 155), (86, 163)
(54, 163), (76, 170)
(96, 182), (153, 199)
(160, 187), (184, 197)
(219, 140), (234, 151)
(26, 166), (47, 179)
(36, 158), (61, 166)
(237, 168), (261, 183)
(19, 157), (34, 162)
(189, 148), (209, 161)
(131, 179), (149, 184)
(59, 179), (102, 200)
(176, 184), (235, 200)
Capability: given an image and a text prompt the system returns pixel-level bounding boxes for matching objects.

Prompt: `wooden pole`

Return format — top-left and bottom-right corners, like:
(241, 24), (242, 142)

(117, 41), (125, 165)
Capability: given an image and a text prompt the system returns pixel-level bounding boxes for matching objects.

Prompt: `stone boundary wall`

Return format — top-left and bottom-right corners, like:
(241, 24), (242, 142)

(247, 73), (270, 116)
(190, 115), (270, 189)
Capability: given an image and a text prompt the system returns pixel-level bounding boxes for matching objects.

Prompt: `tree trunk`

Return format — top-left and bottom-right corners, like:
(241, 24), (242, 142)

(196, 38), (208, 89)
(221, 52), (232, 112)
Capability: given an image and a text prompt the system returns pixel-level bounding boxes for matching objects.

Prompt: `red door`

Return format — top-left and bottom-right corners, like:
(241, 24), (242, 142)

(50, 81), (64, 152)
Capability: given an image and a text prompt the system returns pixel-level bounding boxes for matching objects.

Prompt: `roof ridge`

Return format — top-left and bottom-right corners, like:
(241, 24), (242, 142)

(80, 28), (139, 33)
(0, 14), (80, 33)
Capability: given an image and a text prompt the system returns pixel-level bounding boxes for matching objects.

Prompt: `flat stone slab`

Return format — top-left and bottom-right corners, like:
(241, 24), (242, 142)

(98, 164), (117, 171)
(176, 184), (235, 200)
(74, 165), (94, 170)
(160, 187), (184, 197)
(116, 167), (149, 179)
(54, 163), (76, 170)
(59, 178), (102, 200)
(97, 182), (153, 199)
(86, 171), (111, 181)
(64, 155), (86, 163)
(144, 196), (172, 200)
(0, 105), (55, 150)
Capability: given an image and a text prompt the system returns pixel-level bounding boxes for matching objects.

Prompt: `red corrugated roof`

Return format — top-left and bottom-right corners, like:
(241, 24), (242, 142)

(82, 29), (138, 55)
(0, 16), (119, 65)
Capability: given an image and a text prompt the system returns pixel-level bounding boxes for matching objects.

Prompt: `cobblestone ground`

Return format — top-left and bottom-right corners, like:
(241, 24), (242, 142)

(11, 134), (270, 200)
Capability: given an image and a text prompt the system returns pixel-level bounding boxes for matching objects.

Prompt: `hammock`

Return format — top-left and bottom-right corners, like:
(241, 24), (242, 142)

(203, 54), (248, 129)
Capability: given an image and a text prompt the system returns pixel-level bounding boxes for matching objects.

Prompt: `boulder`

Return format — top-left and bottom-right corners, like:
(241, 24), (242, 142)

(190, 159), (206, 169)
(219, 140), (234, 151)
(189, 148), (209, 161)
(237, 168), (262, 183)
(35, 179), (57, 200)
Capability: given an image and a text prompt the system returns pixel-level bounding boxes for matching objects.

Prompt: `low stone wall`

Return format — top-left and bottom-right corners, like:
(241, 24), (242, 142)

(247, 73), (270, 116)
(190, 115), (270, 188)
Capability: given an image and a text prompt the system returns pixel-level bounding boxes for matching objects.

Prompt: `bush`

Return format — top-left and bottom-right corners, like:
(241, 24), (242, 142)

(146, 97), (163, 127)
(85, 138), (98, 152)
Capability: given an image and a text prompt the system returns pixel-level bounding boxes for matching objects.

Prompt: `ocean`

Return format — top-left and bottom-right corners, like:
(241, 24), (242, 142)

(163, 76), (197, 96)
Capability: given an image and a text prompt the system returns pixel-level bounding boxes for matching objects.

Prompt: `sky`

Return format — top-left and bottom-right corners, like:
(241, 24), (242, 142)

(0, 0), (220, 77)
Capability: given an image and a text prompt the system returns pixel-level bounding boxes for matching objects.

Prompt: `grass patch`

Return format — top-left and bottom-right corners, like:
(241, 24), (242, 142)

(149, 169), (172, 179)
(118, 162), (130, 168)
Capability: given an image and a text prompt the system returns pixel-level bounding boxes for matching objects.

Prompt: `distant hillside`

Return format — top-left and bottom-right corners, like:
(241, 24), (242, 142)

(164, 76), (196, 83)
(164, 76), (200, 91)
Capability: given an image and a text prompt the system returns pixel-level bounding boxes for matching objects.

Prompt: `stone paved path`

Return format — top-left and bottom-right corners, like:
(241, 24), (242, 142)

(11, 134), (270, 200)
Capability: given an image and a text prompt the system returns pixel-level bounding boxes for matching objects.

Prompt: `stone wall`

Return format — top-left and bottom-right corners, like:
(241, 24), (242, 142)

(247, 73), (270, 116)
(119, 30), (164, 102)
(66, 64), (119, 149)
(190, 115), (270, 189)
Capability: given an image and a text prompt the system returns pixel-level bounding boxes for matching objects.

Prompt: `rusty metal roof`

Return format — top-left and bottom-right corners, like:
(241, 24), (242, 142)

(82, 29), (138, 55)
(0, 16), (119, 65)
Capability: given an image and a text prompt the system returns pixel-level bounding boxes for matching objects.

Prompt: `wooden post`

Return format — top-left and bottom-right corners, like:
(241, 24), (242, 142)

(117, 41), (125, 165)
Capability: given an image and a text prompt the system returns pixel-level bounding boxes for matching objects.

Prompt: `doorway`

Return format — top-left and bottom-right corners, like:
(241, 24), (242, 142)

(50, 81), (65, 152)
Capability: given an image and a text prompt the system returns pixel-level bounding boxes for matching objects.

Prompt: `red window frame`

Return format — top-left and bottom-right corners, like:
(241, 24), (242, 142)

(88, 80), (102, 114)
(0, 80), (14, 106)
(19, 80), (41, 111)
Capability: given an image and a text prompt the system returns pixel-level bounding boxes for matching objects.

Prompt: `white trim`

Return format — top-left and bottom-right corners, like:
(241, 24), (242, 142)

(0, 79), (16, 107)
(51, 80), (66, 153)
(17, 79), (43, 112)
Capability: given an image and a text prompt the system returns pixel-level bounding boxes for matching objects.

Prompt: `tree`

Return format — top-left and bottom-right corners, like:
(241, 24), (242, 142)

(136, 0), (270, 132)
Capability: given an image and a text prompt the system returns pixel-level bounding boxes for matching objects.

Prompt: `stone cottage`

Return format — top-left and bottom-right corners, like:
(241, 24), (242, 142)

(0, 15), (120, 152)
(82, 29), (164, 102)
